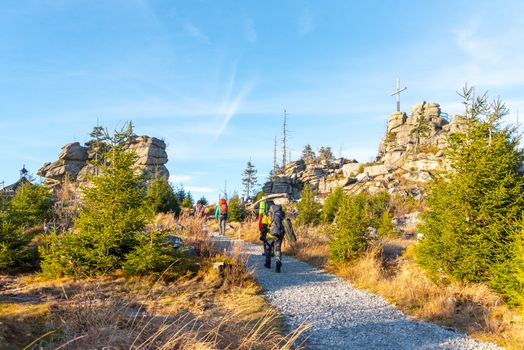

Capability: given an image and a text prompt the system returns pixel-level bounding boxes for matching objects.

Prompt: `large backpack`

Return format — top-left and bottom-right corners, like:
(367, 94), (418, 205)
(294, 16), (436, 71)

(282, 218), (296, 242)
(219, 199), (228, 217)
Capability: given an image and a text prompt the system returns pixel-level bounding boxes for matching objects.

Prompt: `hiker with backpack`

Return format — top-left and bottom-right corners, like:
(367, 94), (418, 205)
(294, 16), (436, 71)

(215, 198), (228, 236)
(265, 204), (286, 273)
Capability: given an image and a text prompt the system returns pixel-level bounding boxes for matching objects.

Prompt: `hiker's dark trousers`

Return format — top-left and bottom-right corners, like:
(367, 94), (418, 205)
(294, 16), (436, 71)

(218, 217), (227, 236)
(264, 236), (282, 264)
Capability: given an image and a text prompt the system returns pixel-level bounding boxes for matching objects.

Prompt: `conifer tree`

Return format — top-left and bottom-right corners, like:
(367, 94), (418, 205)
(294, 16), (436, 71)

(416, 91), (524, 301)
(321, 187), (344, 223)
(296, 185), (321, 226)
(228, 195), (245, 222)
(301, 144), (316, 163)
(8, 183), (53, 228)
(241, 160), (258, 200)
(145, 177), (180, 215)
(329, 193), (370, 262)
(411, 115), (431, 151)
(318, 146), (334, 162)
(40, 123), (150, 276)
(0, 220), (33, 272)
(197, 196), (208, 205)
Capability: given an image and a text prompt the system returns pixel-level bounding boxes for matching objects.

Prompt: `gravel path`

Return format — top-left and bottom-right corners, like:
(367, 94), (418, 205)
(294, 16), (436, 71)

(212, 234), (502, 350)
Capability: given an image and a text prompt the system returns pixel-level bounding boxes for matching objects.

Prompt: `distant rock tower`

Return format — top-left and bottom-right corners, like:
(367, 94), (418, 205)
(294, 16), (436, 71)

(38, 135), (170, 188)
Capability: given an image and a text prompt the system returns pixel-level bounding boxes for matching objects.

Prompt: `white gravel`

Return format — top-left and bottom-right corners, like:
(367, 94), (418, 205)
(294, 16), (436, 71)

(212, 235), (502, 350)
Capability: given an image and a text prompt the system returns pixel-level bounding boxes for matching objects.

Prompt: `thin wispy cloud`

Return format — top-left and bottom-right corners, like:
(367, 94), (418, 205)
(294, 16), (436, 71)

(449, 18), (524, 88)
(453, 19), (502, 65)
(215, 80), (257, 141)
(184, 21), (209, 43)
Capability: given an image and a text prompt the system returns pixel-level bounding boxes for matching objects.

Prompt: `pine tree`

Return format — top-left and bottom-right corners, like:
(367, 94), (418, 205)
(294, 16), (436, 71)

(301, 144), (316, 163)
(318, 146), (334, 162)
(0, 220), (33, 273)
(228, 195), (245, 222)
(416, 91), (524, 298)
(181, 197), (193, 209)
(197, 196), (208, 205)
(322, 187), (344, 223)
(8, 183), (53, 228)
(329, 193), (370, 262)
(145, 177), (180, 215)
(40, 123), (150, 277)
(241, 160), (258, 200)
(296, 185), (322, 226)
(411, 115), (431, 151)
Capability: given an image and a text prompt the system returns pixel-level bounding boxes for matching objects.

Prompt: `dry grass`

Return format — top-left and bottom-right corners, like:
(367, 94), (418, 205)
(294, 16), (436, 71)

(329, 247), (524, 349)
(0, 214), (306, 350)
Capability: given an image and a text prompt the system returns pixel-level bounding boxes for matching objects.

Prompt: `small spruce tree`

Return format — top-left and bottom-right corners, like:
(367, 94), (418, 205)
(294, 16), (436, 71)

(318, 146), (334, 162)
(228, 195), (245, 222)
(0, 220), (33, 273)
(301, 144), (316, 163)
(145, 177), (180, 215)
(321, 187), (345, 223)
(296, 185), (321, 226)
(416, 91), (524, 303)
(241, 160), (258, 200)
(8, 183), (53, 228)
(40, 123), (150, 277)
(329, 193), (370, 262)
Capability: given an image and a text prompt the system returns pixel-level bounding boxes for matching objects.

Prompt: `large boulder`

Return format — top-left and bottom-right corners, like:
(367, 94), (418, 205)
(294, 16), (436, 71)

(58, 142), (88, 161)
(342, 162), (361, 178)
(363, 164), (389, 177)
(126, 136), (168, 166)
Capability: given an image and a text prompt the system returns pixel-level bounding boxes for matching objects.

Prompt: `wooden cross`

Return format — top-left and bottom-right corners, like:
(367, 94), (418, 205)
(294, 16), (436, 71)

(390, 78), (407, 112)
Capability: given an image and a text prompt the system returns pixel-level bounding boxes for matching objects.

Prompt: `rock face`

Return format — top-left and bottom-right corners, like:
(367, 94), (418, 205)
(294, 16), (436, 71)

(38, 136), (169, 187)
(262, 102), (469, 201)
(377, 101), (466, 169)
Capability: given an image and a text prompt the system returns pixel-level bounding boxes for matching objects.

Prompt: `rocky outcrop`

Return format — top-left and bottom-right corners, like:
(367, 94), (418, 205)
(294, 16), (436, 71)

(38, 136), (169, 187)
(125, 136), (169, 179)
(377, 101), (466, 169)
(262, 102), (469, 202)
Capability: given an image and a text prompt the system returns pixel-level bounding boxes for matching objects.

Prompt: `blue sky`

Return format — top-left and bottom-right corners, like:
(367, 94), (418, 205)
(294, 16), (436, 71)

(1, 0), (524, 202)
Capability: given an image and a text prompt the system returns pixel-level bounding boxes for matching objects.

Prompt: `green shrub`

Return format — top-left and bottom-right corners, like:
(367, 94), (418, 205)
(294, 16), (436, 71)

(0, 221), (33, 273)
(40, 124), (150, 277)
(145, 177), (180, 215)
(123, 230), (177, 276)
(321, 187), (344, 223)
(366, 191), (391, 227)
(228, 195), (245, 222)
(8, 183), (53, 228)
(415, 92), (524, 306)
(296, 186), (322, 226)
(489, 224), (524, 307)
(378, 211), (396, 238)
(329, 193), (370, 262)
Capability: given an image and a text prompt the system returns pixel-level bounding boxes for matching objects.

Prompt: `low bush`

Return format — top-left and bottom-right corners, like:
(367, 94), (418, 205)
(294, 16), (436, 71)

(0, 221), (34, 273)
(321, 187), (344, 223)
(296, 186), (321, 226)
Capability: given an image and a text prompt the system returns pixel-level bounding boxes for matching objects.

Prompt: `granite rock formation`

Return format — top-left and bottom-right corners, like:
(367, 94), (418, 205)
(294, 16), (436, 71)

(38, 135), (169, 187)
(262, 102), (469, 201)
